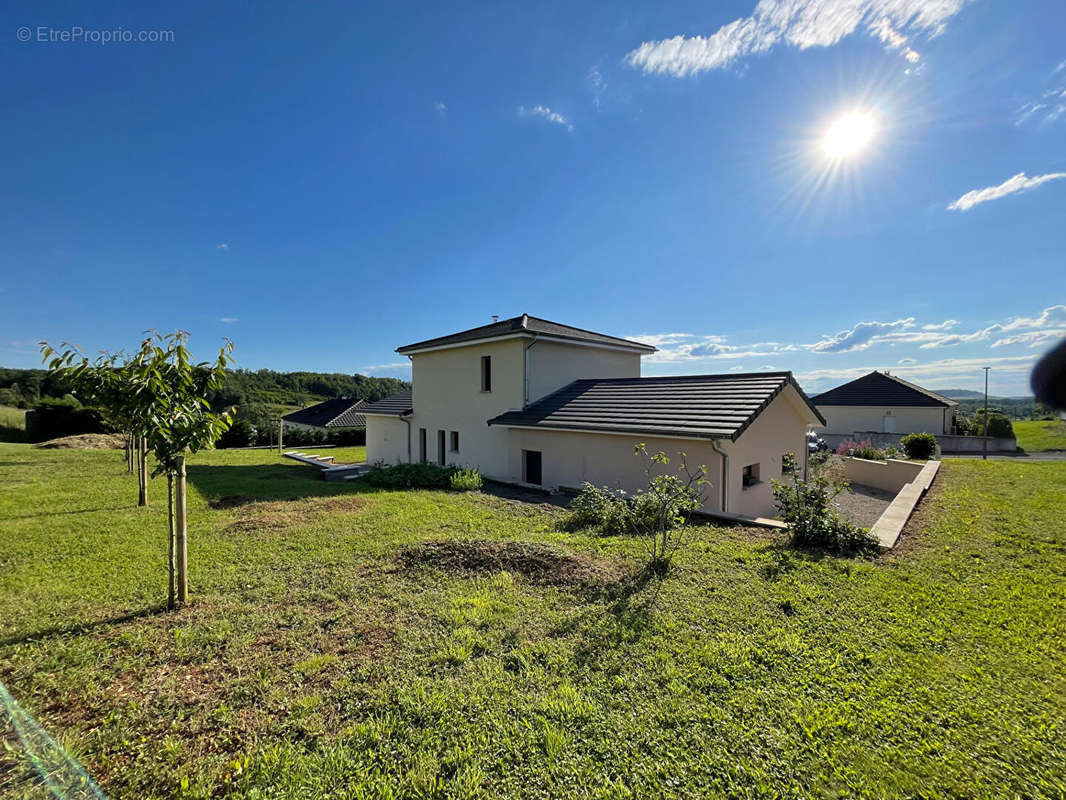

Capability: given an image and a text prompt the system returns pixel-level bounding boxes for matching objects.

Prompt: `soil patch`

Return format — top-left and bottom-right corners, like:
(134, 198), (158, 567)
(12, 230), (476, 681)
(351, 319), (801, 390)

(397, 540), (624, 586)
(224, 495), (366, 533)
(209, 495), (268, 509)
(35, 433), (126, 450)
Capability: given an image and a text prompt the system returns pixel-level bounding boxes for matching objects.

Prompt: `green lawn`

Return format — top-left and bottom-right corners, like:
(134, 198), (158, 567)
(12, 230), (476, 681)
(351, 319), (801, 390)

(0, 406), (25, 429)
(1, 445), (1064, 799)
(1014, 418), (1066, 452)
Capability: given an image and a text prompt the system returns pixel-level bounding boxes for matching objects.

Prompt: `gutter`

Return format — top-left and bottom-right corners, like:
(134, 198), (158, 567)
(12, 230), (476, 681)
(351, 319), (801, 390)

(523, 335), (539, 407)
(710, 440), (729, 512)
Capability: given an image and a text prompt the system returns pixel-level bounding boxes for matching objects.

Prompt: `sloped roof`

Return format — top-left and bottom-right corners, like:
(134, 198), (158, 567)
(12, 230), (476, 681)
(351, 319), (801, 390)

(488, 372), (824, 441)
(396, 314), (656, 355)
(812, 371), (958, 408)
(282, 398), (368, 428)
(361, 389), (413, 416)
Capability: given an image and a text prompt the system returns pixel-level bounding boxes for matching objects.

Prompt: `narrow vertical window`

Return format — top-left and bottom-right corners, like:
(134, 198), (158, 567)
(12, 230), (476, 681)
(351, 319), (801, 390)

(437, 430), (446, 466)
(450, 431), (459, 452)
(481, 355), (492, 392)
(419, 428), (427, 462)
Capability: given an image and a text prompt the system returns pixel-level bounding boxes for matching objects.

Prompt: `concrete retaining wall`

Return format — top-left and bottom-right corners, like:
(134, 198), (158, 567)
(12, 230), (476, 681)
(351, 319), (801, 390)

(821, 431), (1016, 454)
(843, 457), (925, 493)
(868, 460), (940, 550)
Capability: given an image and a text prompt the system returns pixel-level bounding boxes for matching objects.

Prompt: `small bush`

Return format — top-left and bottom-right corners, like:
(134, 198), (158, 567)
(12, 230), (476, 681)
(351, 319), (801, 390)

(450, 468), (483, 492)
(564, 483), (632, 534)
(900, 432), (937, 460)
(24, 398), (112, 443)
(835, 437), (885, 460)
(772, 454), (877, 555)
(968, 413), (1014, 439)
(365, 461), (458, 490)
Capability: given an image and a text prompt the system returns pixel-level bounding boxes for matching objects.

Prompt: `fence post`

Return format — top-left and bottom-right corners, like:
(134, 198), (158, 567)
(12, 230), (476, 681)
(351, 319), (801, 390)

(175, 455), (188, 604)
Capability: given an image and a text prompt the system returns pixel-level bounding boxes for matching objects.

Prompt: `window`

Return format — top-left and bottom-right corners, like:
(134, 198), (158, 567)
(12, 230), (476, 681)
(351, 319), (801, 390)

(450, 430), (459, 452)
(418, 428), (427, 462)
(480, 355), (492, 392)
(742, 463), (761, 488)
(437, 430), (446, 466)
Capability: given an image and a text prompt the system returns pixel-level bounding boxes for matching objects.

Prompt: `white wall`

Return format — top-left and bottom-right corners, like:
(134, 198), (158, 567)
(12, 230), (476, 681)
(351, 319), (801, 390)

(408, 338), (527, 476)
(816, 405), (951, 435)
(526, 341), (641, 404)
(365, 415), (409, 465)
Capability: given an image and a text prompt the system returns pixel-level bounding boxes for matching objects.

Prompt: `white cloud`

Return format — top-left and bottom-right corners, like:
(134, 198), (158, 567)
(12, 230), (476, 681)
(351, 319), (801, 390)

(361, 362), (410, 373)
(219, 317), (238, 324)
(433, 101), (447, 114)
(897, 358), (916, 364)
(793, 354), (1039, 391)
(216, 243), (229, 250)
(922, 319), (956, 331)
(519, 105), (573, 132)
(728, 364), (746, 372)
(624, 0), (969, 77)
(808, 318), (914, 353)
(991, 330), (1066, 349)
(948, 171), (1066, 211)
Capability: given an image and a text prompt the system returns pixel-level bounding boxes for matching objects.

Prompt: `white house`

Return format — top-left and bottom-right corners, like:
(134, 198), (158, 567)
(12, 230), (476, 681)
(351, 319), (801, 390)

(812, 371), (958, 436)
(363, 314), (825, 518)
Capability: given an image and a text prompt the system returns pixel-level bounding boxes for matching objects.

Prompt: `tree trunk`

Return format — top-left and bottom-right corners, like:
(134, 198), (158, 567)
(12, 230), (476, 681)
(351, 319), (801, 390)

(167, 471), (176, 610)
(175, 455), (188, 604)
(137, 437), (148, 507)
(278, 419), (284, 454)
(126, 433), (134, 473)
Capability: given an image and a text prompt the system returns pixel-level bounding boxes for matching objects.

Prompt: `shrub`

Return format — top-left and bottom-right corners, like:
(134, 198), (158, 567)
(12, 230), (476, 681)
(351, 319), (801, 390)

(450, 468), (483, 492)
(327, 428), (367, 447)
(217, 418), (256, 448)
(772, 463), (877, 555)
(24, 398), (112, 443)
(900, 432), (937, 460)
(565, 483), (631, 534)
(365, 461), (458, 490)
(835, 437), (885, 460)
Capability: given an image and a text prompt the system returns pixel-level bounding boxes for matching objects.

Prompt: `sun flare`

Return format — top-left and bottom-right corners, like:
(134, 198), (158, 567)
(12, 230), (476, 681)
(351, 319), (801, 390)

(821, 112), (876, 159)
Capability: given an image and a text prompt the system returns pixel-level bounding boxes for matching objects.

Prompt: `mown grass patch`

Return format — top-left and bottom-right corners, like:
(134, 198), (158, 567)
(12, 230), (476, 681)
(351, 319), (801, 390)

(1014, 418), (1066, 452)
(0, 446), (1064, 799)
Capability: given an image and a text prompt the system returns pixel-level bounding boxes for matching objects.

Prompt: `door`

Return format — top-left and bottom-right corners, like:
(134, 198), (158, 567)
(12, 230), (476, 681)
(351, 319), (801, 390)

(882, 414), (896, 433)
(437, 430), (446, 466)
(523, 450), (542, 485)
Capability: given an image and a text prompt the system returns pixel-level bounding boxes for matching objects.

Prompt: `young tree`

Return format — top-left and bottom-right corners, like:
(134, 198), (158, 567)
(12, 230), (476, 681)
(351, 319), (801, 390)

(629, 444), (709, 571)
(43, 332), (235, 607)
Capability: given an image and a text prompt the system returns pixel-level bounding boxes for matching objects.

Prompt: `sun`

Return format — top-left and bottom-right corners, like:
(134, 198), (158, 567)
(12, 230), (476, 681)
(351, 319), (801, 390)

(821, 111), (876, 159)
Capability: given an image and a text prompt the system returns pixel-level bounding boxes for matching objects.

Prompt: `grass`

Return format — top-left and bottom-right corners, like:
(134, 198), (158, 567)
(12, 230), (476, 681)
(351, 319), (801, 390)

(0, 445), (1064, 799)
(0, 406), (26, 443)
(1014, 418), (1066, 452)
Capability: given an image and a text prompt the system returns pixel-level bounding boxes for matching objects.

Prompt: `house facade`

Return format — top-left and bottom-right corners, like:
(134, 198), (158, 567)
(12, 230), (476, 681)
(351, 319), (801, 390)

(363, 315), (824, 518)
(812, 371), (958, 436)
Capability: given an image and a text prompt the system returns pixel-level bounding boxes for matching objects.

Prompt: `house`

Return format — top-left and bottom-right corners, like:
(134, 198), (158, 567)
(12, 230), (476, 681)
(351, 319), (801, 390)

(281, 397), (369, 433)
(812, 371), (958, 436)
(362, 314), (824, 518)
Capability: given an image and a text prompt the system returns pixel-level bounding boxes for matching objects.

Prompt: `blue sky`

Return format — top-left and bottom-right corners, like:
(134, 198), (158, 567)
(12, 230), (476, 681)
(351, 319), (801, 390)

(1, 0), (1063, 395)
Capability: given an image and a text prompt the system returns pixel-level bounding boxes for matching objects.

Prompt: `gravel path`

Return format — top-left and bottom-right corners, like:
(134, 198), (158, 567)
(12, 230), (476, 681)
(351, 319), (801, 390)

(833, 483), (894, 529)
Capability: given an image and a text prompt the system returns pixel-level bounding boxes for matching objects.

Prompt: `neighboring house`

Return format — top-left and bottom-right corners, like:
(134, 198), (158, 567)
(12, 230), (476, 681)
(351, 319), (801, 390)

(281, 397), (369, 433)
(812, 371), (958, 436)
(363, 314), (824, 518)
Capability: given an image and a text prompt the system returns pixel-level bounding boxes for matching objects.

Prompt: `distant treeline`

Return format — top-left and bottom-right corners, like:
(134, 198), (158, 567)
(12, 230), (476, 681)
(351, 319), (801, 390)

(0, 366), (410, 443)
(0, 367), (408, 410)
(953, 397), (1051, 420)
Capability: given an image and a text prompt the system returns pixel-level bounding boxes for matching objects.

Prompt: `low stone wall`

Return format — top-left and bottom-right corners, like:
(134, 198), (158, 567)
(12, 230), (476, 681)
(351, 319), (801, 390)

(843, 457), (925, 493)
(820, 431), (1016, 454)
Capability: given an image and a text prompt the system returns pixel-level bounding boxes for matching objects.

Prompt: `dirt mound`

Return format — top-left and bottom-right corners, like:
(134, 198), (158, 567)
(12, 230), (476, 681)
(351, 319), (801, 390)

(224, 495), (366, 533)
(398, 540), (623, 586)
(35, 433), (126, 450)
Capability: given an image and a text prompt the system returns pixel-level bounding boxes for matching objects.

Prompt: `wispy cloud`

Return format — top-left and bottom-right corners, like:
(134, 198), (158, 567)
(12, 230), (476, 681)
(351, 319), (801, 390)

(219, 317), (238, 324)
(624, 0), (969, 77)
(948, 172), (1066, 211)
(216, 243), (229, 251)
(794, 354), (1040, 391)
(433, 101), (447, 114)
(361, 362), (410, 374)
(518, 105), (573, 132)
(922, 319), (957, 331)
(898, 358), (917, 365)
(809, 318), (914, 353)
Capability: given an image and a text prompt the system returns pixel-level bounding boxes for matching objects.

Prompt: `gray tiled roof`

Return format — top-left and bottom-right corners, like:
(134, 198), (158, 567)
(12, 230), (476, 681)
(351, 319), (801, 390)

(396, 314), (656, 354)
(282, 398), (368, 428)
(488, 372), (824, 441)
(812, 371), (958, 407)
(361, 389), (413, 416)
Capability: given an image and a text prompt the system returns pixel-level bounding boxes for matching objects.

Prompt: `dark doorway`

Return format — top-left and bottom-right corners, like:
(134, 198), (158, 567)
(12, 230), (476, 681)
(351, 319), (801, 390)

(437, 430), (446, 466)
(523, 449), (542, 485)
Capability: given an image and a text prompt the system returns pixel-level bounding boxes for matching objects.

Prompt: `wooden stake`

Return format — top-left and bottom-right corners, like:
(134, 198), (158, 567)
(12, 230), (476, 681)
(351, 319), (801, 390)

(137, 437), (149, 507)
(167, 471), (176, 610)
(175, 455), (188, 604)
(278, 419), (284, 454)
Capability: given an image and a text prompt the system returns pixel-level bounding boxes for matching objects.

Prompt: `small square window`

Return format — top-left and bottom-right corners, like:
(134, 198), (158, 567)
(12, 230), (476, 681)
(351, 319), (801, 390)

(742, 463), (761, 488)
(450, 431), (459, 452)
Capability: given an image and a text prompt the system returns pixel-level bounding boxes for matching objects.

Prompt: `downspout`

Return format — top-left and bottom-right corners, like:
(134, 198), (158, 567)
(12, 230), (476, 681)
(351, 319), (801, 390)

(711, 439), (729, 513)
(401, 413), (412, 463)
(523, 336), (539, 407)
(404, 354), (414, 462)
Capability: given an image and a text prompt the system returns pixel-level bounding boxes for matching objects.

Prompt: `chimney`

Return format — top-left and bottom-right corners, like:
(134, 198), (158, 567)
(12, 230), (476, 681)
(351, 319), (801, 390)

(491, 315), (499, 323)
